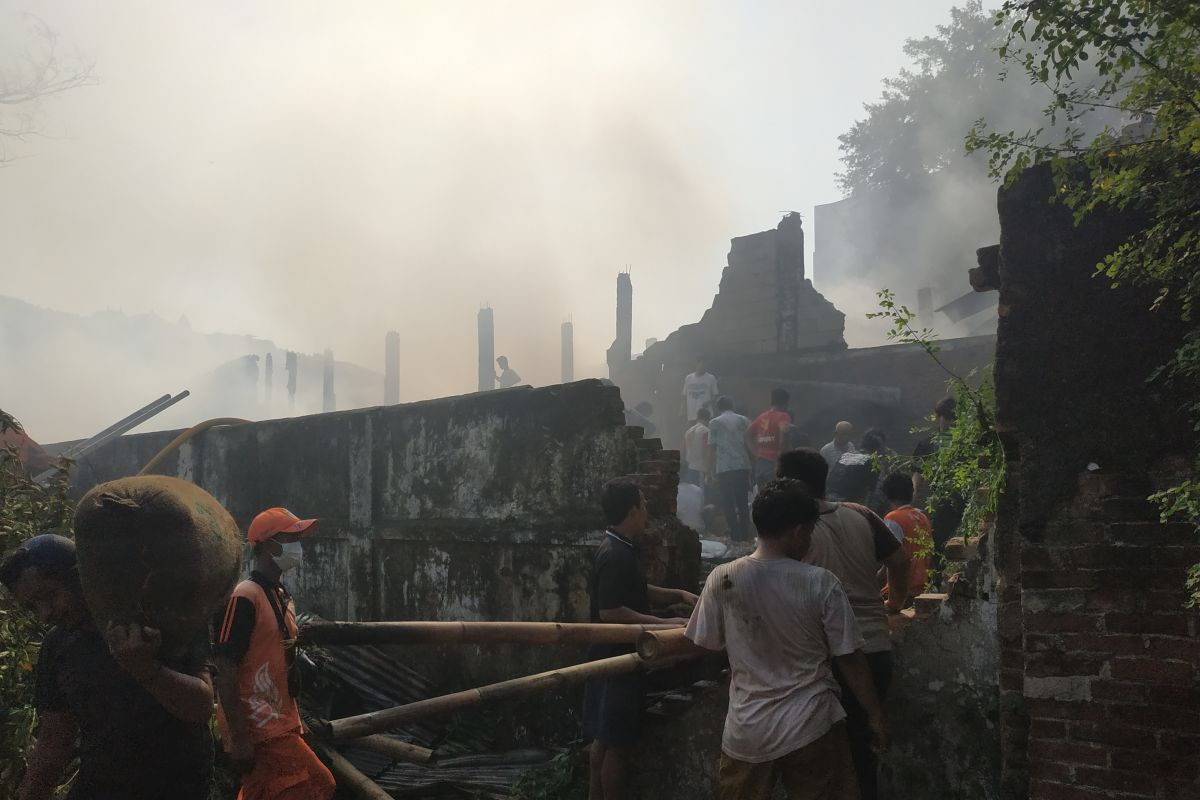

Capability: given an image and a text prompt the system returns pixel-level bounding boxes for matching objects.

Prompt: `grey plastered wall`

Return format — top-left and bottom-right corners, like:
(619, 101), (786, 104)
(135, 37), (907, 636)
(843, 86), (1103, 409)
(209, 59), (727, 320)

(67, 380), (690, 693)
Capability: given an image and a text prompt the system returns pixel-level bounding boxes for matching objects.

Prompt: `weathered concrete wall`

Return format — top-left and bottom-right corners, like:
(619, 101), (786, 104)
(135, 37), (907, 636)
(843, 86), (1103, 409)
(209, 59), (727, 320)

(881, 534), (1000, 799)
(68, 380), (700, 699)
(992, 164), (1200, 800)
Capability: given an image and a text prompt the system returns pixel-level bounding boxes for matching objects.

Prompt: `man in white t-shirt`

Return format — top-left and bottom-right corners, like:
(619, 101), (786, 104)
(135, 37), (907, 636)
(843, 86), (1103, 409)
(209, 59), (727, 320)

(686, 479), (888, 800)
(682, 358), (720, 425)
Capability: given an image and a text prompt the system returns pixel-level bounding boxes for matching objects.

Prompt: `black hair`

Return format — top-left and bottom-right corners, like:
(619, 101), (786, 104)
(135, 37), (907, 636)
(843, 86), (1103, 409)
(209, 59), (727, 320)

(716, 396), (733, 412)
(770, 388), (790, 407)
(860, 428), (886, 454)
(882, 472), (915, 504)
(934, 396), (956, 421)
(601, 480), (643, 526)
(0, 533), (79, 592)
(696, 408), (711, 422)
(752, 479), (820, 538)
(775, 448), (828, 498)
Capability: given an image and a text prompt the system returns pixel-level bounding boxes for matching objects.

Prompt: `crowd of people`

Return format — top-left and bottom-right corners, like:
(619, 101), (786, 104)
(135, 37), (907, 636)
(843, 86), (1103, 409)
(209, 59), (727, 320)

(589, 369), (961, 798)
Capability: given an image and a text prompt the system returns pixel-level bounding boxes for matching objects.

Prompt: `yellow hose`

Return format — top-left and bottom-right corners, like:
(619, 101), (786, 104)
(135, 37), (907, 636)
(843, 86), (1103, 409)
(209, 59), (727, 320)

(137, 417), (250, 476)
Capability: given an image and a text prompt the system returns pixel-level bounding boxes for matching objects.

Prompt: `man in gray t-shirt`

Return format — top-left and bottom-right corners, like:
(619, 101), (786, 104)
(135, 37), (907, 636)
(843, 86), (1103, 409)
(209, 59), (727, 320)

(687, 480), (888, 799)
(707, 396), (752, 541)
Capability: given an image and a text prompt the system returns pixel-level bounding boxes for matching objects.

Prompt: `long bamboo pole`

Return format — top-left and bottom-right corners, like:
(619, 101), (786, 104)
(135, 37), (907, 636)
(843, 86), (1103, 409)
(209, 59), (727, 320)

(636, 627), (710, 661)
(353, 734), (434, 764)
(329, 650), (695, 741)
(298, 620), (680, 647)
(309, 739), (393, 800)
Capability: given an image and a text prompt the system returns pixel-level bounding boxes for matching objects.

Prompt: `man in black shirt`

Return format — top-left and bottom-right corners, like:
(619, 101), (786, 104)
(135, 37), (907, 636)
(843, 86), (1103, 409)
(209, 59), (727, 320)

(583, 481), (697, 800)
(1, 534), (215, 800)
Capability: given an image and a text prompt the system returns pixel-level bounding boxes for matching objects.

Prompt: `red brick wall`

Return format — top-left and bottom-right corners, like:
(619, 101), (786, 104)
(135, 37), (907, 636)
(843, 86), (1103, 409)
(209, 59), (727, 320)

(994, 164), (1200, 799)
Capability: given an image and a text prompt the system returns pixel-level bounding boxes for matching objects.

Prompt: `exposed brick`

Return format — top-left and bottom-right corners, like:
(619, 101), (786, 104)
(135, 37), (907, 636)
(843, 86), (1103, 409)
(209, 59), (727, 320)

(1069, 721), (1163, 750)
(1110, 748), (1199, 780)
(1105, 613), (1190, 636)
(1027, 699), (1106, 722)
(1030, 718), (1068, 740)
(1105, 702), (1200, 733)
(1024, 570), (1100, 590)
(1031, 739), (1108, 767)
(1025, 651), (1106, 678)
(1057, 633), (1149, 656)
(1163, 780), (1200, 800)
(1029, 760), (1075, 783)
(1090, 680), (1148, 703)
(1146, 684), (1200, 706)
(1027, 612), (1103, 634)
(1029, 779), (1132, 800)
(1073, 766), (1157, 795)
(1108, 656), (1194, 685)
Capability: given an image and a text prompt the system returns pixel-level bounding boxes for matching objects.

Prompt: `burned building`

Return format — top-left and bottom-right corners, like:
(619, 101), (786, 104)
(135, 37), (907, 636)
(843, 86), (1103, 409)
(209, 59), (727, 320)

(609, 213), (995, 451)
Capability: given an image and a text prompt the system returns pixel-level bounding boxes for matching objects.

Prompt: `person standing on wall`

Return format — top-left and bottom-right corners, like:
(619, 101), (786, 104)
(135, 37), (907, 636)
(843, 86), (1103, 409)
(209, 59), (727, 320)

(686, 480), (889, 800)
(2, 533), (216, 800)
(496, 356), (522, 389)
(681, 358), (719, 427)
(708, 396), (753, 542)
(746, 388), (793, 489)
(584, 481), (697, 800)
(776, 449), (910, 800)
(213, 508), (335, 800)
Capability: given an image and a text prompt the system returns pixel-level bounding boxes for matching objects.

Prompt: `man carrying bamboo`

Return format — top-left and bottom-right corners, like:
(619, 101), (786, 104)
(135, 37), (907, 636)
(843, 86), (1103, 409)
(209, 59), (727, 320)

(583, 480), (698, 799)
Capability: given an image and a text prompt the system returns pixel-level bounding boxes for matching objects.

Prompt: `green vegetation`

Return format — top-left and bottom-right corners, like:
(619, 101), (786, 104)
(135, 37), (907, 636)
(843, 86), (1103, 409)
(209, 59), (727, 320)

(967, 0), (1200, 603)
(868, 290), (1005, 549)
(0, 412), (75, 796)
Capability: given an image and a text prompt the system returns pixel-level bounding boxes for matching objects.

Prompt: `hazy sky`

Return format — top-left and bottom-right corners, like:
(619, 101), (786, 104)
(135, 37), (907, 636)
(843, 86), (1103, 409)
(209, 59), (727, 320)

(1, 0), (963, 401)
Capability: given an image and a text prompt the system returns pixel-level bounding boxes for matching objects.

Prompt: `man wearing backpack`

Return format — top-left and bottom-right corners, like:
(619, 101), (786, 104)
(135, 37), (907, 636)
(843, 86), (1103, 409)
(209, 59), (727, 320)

(213, 508), (336, 800)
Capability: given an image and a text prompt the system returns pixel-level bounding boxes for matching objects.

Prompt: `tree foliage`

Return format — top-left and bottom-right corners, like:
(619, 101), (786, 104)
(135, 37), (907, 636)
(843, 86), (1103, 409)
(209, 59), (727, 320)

(0, 413), (75, 795)
(867, 290), (1004, 547)
(839, 2), (1067, 194)
(0, 14), (95, 163)
(967, 0), (1200, 603)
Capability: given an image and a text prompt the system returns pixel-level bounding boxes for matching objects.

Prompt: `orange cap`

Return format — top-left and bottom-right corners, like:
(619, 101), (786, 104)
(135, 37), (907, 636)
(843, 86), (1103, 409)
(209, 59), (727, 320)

(248, 507), (318, 544)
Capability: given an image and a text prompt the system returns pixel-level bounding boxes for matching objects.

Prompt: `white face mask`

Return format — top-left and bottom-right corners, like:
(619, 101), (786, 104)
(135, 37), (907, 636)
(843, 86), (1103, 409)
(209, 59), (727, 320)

(273, 541), (304, 572)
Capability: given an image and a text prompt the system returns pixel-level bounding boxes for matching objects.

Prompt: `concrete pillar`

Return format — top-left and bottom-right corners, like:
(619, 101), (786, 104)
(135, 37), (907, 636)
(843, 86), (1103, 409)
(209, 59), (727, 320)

(606, 272), (632, 378)
(478, 307), (495, 392)
(323, 349), (336, 412)
(264, 352), (273, 413)
(384, 331), (400, 405)
(285, 351), (297, 412)
(918, 287), (934, 329)
(561, 321), (574, 383)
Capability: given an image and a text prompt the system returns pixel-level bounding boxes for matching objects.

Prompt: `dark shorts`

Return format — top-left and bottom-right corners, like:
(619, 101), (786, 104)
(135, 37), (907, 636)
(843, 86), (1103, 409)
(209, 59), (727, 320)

(582, 672), (646, 747)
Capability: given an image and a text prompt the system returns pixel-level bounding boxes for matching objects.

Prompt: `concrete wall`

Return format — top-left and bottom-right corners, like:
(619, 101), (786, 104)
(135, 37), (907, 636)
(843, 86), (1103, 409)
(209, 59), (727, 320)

(69, 380), (700, 699)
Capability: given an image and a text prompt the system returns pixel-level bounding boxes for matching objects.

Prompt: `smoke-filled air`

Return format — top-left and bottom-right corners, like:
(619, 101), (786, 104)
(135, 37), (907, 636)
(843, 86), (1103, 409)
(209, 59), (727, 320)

(2, 1), (1115, 441)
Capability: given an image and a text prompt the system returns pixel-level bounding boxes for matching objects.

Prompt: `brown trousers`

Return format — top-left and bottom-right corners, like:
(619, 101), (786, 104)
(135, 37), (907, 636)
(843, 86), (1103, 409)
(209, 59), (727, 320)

(717, 721), (859, 800)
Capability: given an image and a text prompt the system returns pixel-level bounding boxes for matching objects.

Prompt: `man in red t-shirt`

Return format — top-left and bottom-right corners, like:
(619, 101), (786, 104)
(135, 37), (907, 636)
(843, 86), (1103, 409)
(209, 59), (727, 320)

(746, 388), (793, 488)
(879, 473), (933, 603)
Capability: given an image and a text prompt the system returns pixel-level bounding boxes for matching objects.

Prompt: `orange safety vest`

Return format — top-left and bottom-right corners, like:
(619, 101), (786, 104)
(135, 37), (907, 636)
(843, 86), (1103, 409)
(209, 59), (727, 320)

(217, 576), (303, 745)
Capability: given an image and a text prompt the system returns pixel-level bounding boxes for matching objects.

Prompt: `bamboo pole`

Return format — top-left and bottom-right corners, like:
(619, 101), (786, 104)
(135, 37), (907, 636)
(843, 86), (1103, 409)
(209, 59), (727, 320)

(309, 738), (393, 800)
(330, 651), (670, 741)
(353, 734), (434, 764)
(636, 627), (709, 661)
(298, 620), (680, 647)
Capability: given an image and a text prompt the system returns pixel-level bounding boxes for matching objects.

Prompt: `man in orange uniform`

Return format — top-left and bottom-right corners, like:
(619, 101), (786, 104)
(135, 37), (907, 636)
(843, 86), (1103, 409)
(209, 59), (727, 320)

(879, 473), (933, 603)
(213, 508), (335, 800)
